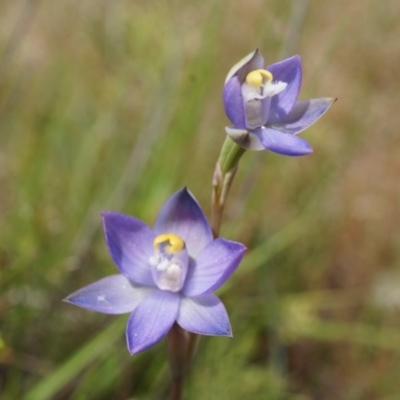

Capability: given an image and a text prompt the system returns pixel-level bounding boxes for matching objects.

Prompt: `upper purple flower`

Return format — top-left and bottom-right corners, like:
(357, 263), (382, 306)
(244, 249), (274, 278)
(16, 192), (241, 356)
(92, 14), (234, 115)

(223, 50), (335, 156)
(64, 188), (246, 355)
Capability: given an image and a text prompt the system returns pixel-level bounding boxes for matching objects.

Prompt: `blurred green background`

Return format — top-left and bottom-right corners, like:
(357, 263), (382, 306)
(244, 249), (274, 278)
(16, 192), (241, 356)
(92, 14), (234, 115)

(1, 0), (400, 399)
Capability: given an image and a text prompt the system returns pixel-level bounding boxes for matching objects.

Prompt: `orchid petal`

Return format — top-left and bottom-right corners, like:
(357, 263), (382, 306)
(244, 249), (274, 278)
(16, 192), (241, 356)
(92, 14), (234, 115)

(183, 238), (246, 297)
(269, 98), (336, 134)
(223, 77), (246, 129)
(177, 293), (232, 336)
(225, 127), (265, 151)
(257, 127), (313, 156)
(102, 212), (155, 287)
(126, 290), (179, 355)
(154, 188), (213, 258)
(267, 56), (302, 122)
(64, 275), (153, 314)
(225, 49), (264, 83)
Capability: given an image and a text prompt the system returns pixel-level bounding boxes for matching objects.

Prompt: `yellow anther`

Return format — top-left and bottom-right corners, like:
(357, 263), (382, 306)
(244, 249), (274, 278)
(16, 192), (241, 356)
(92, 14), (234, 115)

(153, 233), (185, 253)
(245, 69), (273, 87)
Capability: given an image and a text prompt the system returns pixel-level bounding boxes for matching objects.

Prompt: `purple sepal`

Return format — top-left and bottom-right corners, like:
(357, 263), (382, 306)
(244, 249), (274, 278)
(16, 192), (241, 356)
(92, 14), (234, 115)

(177, 293), (232, 337)
(270, 98), (336, 134)
(126, 290), (179, 354)
(225, 49), (264, 83)
(154, 188), (213, 258)
(267, 55), (302, 122)
(257, 127), (313, 156)
(223, 77), (246, 129)
(64, 275), (153, 314)
(102, 212), (155, 287)
(183, 238), (246, 297)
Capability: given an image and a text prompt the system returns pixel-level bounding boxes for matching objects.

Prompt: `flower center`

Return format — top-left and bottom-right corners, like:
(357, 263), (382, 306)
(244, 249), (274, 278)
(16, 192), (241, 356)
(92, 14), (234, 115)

(242, 69), (287, 102)
(241, 69), (288, 129)
(245, 69), (273, 87)
(149, 233), (188, 292)
(153, 233), (184, 253)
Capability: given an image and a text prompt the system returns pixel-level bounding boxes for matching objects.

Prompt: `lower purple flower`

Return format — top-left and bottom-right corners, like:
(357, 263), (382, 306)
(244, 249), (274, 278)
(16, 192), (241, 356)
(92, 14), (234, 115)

(64, 188), (246, 355)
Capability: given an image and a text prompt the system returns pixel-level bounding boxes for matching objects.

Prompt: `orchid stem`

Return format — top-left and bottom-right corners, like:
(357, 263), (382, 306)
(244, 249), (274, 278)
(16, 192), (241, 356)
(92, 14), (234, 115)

(186, 139), (243, 371)
(182, 137), (243, 383)
(166, 137), (245, 399)
(211, 137), (244, 237)
(166, 324), (189, 400)
(169, 378), (183, 400)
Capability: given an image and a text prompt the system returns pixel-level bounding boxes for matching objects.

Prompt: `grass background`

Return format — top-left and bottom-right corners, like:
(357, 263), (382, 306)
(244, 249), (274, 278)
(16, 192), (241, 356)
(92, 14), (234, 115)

(1, 0), (400, 399)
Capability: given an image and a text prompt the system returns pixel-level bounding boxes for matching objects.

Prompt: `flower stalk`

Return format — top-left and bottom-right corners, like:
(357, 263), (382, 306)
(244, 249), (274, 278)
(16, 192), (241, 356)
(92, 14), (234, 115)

(166, 324), (189, 400)
(182, 137), (245, 391)
(211, 138), (243, 238)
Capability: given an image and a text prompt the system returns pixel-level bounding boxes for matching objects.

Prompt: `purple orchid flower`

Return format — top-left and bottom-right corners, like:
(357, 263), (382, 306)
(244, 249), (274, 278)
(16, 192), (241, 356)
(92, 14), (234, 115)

(223, 50), (335, 156)
(64, 188), (246, 355)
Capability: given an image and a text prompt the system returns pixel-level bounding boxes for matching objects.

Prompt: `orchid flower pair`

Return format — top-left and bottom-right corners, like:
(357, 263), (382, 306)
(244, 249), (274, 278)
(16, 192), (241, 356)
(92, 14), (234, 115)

(65, 50), (334, 355)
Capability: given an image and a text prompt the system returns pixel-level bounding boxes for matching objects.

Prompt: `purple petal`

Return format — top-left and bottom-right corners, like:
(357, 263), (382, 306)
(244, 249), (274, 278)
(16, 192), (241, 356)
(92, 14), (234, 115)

(154, 188), (213, 258)
(257, 127), (313, 156)
(177, 293), (232, 337)
(126, 290), (179, 355)
(223, 77), (246, 129)
(225, 49), (264, 83)
(267, 55), (302, 123)
(269, 98), (336, 134)
(183, 238), (246, 297)
(64, 274), (153, 314)
(102, 212), (155, 287)
(225, 127), (265, 151)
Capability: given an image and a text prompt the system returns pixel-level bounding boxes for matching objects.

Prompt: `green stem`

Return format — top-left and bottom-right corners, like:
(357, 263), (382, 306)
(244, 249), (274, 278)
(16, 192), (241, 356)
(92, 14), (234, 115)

(211, 136), (245, 237)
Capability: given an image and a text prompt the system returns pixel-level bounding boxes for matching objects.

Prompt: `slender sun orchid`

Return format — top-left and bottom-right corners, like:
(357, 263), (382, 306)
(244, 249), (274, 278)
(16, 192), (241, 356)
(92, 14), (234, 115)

(223, 50), (335, 156)
(65, 188), (246, 355)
